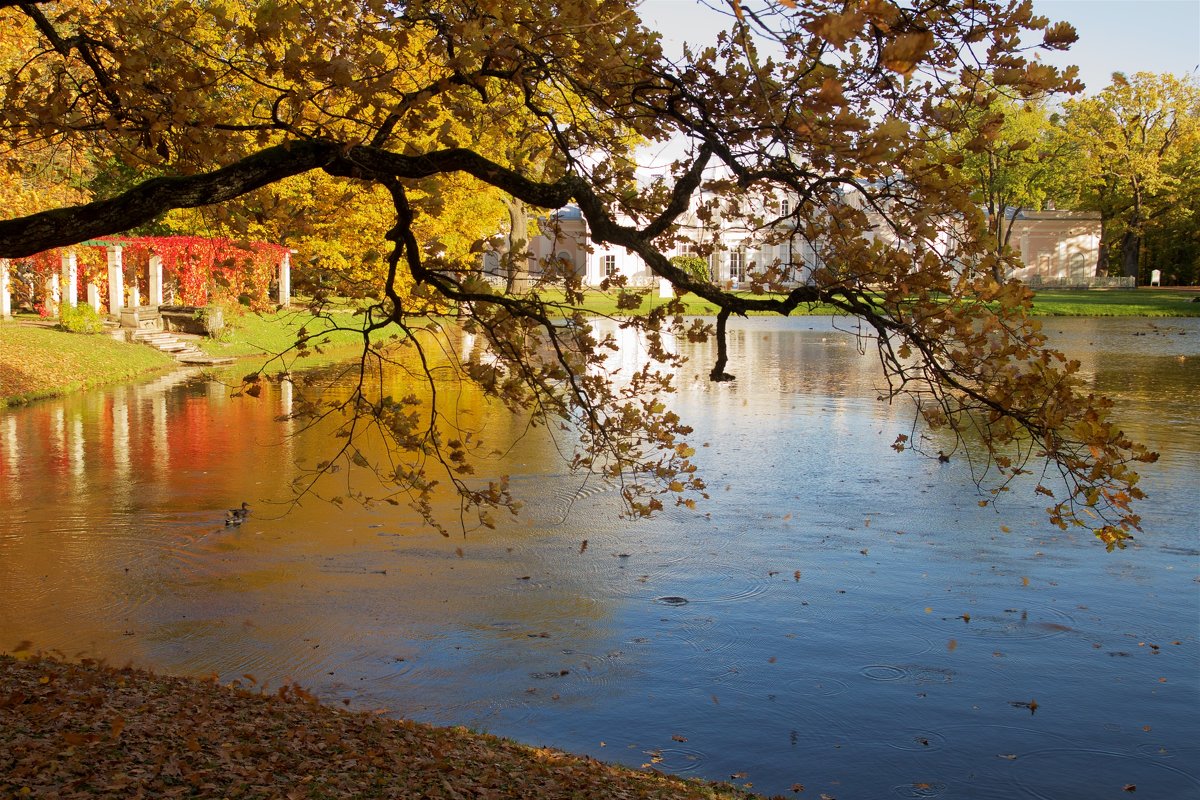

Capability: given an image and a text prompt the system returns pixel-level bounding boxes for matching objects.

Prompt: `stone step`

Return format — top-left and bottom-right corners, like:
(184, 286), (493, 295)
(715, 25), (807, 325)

(131, 330), (196, 355)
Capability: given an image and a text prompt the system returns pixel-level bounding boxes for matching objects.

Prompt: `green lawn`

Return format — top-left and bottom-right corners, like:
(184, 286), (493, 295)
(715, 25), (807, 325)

(528, 287), (842, 317)
(1027, 288), (1200, 316)
(198, 307), (406, 360)
(0, 320), (176, 405)
(531, 286), (1200, 318)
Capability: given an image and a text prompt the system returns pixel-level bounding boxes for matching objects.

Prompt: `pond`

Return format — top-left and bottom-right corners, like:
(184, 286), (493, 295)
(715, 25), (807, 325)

(2, 316), (1197, 798)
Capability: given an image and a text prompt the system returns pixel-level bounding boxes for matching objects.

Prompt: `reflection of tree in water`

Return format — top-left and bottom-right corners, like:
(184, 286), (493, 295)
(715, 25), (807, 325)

(1041, 318), (1200, 457)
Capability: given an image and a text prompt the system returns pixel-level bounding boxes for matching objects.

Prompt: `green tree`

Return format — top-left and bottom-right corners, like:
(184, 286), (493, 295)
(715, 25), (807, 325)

(0, 0), (1155, 547)
(947, 92), (1067, 280)
(1059, 72), (1200, 280)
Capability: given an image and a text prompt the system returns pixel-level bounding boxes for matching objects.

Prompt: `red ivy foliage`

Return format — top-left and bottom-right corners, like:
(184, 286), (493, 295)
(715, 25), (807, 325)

(14, 236), (288, 311)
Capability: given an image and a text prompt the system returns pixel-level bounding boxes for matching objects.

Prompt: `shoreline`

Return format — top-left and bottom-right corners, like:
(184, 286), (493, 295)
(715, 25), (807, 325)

(1, 654), (763, 800)
(4, 288), (1199, 406)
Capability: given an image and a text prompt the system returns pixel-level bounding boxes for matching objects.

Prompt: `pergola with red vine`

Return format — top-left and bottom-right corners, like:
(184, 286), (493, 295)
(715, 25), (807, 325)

(0, 235), (292, 319)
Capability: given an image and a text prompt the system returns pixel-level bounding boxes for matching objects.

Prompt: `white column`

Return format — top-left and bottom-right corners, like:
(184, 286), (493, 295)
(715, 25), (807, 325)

(46, 272), (60, 316)
(106, 245), (124, 316)
(61, 251), (78, 308)
(87, 283), (101, 312)
(148, 254), (163, 306)
(278, 250), (292, 307)
(0, 258), (11, 319)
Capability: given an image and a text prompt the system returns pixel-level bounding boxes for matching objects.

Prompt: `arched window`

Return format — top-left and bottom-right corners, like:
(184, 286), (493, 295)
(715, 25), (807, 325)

(1068, 252), (1085, 278)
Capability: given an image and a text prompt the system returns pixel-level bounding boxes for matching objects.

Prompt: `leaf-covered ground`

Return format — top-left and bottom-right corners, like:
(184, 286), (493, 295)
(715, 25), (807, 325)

(0, 655), (765, 800)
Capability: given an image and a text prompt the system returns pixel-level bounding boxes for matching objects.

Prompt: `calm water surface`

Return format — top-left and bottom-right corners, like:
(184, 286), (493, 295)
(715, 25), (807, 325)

(1, 316), (1197, 799)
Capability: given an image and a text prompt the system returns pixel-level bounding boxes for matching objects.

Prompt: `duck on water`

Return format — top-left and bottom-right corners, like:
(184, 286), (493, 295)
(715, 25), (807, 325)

(225, 502), (251, 527)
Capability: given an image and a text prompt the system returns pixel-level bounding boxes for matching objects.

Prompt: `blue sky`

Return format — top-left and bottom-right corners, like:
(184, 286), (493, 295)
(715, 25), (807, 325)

(1033, 0), (1199, 92)
(639, 0), (1200, 94)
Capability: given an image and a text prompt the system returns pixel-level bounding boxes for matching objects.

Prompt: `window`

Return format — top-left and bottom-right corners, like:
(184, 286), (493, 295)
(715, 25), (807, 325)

(602, 254), (617, 277)
(729, 249), (745, 282)
(780, 199), (790, 216)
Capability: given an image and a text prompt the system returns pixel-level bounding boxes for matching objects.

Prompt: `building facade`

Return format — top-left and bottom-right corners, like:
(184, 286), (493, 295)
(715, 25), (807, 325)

(510, 199), (1119, 290)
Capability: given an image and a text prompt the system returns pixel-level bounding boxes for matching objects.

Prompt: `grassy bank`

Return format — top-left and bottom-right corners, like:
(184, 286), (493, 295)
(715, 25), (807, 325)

(199, 307), (398, 360)
(0, 654), (762, 800)
(530, 286), (1200, 318)
(0, 321), (176, 406)
(1026, 288), (1200, 316)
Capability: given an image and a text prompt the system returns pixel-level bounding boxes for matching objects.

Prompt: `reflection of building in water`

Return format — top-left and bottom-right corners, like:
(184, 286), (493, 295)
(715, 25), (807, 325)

(586, 319), (677, 382)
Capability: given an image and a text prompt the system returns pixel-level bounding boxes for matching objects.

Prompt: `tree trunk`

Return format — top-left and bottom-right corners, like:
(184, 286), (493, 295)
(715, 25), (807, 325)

(995, 207), (1018, 283)
(503, 196), (531, 294)
(1120, 229), (1141, 280)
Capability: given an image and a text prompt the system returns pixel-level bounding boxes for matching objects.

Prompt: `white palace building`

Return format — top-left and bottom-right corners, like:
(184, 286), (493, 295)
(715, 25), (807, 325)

(490, 191), (1124, 291)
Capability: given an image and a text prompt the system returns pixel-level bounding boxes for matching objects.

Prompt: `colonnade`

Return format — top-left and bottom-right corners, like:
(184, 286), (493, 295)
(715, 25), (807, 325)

(0, 244), (294, 321)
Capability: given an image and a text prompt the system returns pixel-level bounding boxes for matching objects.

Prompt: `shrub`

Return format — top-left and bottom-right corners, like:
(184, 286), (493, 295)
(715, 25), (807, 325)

(671, 255), (711, 283)
(59, 304), (106, 334)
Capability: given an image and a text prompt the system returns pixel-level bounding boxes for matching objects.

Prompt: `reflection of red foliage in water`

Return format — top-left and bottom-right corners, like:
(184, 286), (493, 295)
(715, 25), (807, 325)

(1, 384), (282, 503)
(168, 392), (272, 471)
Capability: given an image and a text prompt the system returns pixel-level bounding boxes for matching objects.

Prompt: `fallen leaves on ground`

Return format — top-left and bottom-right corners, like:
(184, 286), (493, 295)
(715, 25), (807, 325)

(1, 655), (762, 799)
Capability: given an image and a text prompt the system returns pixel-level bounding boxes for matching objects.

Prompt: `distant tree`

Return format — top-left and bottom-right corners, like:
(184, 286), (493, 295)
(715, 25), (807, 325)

(0, 0), (1156, 547)
(1058, 72), (1200, 280)
(945, 93), (1067, 280)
